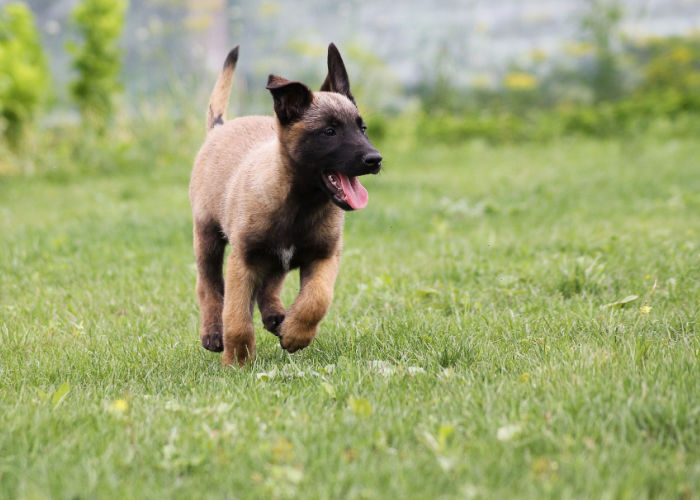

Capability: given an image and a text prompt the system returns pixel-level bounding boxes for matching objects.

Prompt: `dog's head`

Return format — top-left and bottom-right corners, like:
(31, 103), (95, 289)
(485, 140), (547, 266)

(266, 43), (382, 210)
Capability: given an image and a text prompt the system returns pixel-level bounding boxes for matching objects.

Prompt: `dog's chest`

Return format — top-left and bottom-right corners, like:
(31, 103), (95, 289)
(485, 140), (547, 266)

(243, 223), (335, 270)
(276, 245), (295, 271)
(242, 202), (341, 270)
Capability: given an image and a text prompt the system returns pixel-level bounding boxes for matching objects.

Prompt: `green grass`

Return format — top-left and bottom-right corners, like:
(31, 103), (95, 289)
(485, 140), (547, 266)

(1, 130), (699, 499)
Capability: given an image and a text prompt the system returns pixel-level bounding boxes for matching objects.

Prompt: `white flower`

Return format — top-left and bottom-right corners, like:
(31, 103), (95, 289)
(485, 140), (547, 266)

(369, 360), (396, 376)
(496, 424), (522, 442)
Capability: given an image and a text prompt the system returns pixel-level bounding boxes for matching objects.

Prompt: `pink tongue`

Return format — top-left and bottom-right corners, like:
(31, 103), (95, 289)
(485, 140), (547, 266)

(336, 172), (368, 209)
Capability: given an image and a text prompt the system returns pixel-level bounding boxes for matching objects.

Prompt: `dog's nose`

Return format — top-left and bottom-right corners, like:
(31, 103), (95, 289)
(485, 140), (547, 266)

(362, 152), (382, 168)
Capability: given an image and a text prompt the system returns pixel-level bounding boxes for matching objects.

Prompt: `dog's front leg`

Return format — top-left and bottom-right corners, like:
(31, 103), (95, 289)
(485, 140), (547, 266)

(221, 249), (256, 366)
(279, 250), (340, 353)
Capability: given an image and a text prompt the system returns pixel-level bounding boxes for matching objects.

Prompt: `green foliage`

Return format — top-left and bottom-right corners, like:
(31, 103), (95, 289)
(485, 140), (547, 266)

(406, 99), (700, 146)
(68, 0), (128, 128)
(637, 37), (700, 93)
(365, 113), (388, 142)
(409, 0), (700, 146)
(415, 111), (527, 144)
(580, 0), (624, 102)
(0, 2), (49, 146)
(397, 33), (700, 146)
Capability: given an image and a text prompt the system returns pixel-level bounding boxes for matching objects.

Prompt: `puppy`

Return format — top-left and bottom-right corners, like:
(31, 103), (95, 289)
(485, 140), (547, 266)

(189, 44), (382, 366)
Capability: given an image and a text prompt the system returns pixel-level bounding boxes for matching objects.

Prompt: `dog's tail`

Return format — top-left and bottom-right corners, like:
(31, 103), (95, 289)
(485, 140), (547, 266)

(206, 45), (239, 132)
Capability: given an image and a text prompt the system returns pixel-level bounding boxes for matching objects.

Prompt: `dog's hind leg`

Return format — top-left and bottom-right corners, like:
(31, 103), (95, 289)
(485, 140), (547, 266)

(257, 272), (287, 336)
(222, 249), (257, 366)
(193, 219), (227, 352)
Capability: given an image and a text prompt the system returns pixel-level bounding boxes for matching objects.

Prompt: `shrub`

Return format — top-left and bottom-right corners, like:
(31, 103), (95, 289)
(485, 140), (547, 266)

(629, 36), (700, 118)
(636, 36), (700, 96)
(68, 0), (128, 128)
(580, 0), (624, 102)
(0, 2), (50, 146)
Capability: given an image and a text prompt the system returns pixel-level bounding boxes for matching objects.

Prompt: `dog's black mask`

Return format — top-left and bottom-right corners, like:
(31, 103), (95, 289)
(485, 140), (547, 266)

(266, 44), (382, 210)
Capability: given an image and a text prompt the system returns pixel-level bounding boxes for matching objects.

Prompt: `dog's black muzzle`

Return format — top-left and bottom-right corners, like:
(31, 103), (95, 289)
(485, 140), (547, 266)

(341, 151), (382, 177)
(362, 151), (382, 174)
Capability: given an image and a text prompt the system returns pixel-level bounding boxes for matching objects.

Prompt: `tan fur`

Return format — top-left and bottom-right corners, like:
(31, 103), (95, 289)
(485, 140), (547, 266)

(206, 46), (239, 131)
(278, 249), (341, 352)
(220, 247), (256, 365)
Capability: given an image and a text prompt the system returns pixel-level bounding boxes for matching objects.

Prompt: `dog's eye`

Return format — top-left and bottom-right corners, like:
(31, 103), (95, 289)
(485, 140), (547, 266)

(361, 125), (367, 134)
(324, 127), (336, 136)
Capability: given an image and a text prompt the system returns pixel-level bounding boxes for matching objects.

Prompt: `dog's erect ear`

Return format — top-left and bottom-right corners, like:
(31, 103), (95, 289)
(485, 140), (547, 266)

(266, 75), (313, 125)
(320, 43), (356, 104)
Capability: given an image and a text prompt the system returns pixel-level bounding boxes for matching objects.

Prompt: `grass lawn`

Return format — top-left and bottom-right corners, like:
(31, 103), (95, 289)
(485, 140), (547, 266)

(1, 131), (698, 499)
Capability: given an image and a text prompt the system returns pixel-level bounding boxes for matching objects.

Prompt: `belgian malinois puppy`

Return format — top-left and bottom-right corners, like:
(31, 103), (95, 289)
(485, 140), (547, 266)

(190, 44), (382, 366)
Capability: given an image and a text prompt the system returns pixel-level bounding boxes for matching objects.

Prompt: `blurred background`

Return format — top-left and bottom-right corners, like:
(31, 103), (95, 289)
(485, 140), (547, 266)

(1, 0), (699, 171)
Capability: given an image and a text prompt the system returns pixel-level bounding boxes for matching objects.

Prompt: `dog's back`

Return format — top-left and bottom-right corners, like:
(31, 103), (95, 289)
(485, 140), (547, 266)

(190, 115), (277, 227)
(190, 44), (287, 232)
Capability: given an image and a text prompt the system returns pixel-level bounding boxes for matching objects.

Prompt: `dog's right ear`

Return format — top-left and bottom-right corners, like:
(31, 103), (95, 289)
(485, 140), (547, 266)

(320, 43), (355, 105)
(266, 75), (313, 126)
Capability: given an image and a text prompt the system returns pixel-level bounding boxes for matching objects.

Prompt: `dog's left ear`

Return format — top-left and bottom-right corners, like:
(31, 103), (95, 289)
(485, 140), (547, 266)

(320, 43), (356, 105)
(266, 75), (313, 126)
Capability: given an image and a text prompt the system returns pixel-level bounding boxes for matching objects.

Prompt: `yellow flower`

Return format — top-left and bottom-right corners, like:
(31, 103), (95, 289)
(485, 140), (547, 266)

(504, 72), (537, 90)
(639, 306), (651, 315)
(347, 397), (372, 418)
(111, 399), (129, 413)
(670, 46), (693, 64)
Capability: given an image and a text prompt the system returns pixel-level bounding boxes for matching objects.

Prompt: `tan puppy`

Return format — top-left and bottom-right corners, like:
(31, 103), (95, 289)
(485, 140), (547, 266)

(190, 44), (382, 366)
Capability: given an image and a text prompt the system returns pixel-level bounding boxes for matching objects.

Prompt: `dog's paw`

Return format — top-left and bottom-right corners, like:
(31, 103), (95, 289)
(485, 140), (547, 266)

(201, 332), (223, 352)
(262, 313), (285, 336)
(278, 316), (318, 353)
(222, 335), (255, 367)
(279, 334), (313, 353)
(278, 325), (314, 353)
